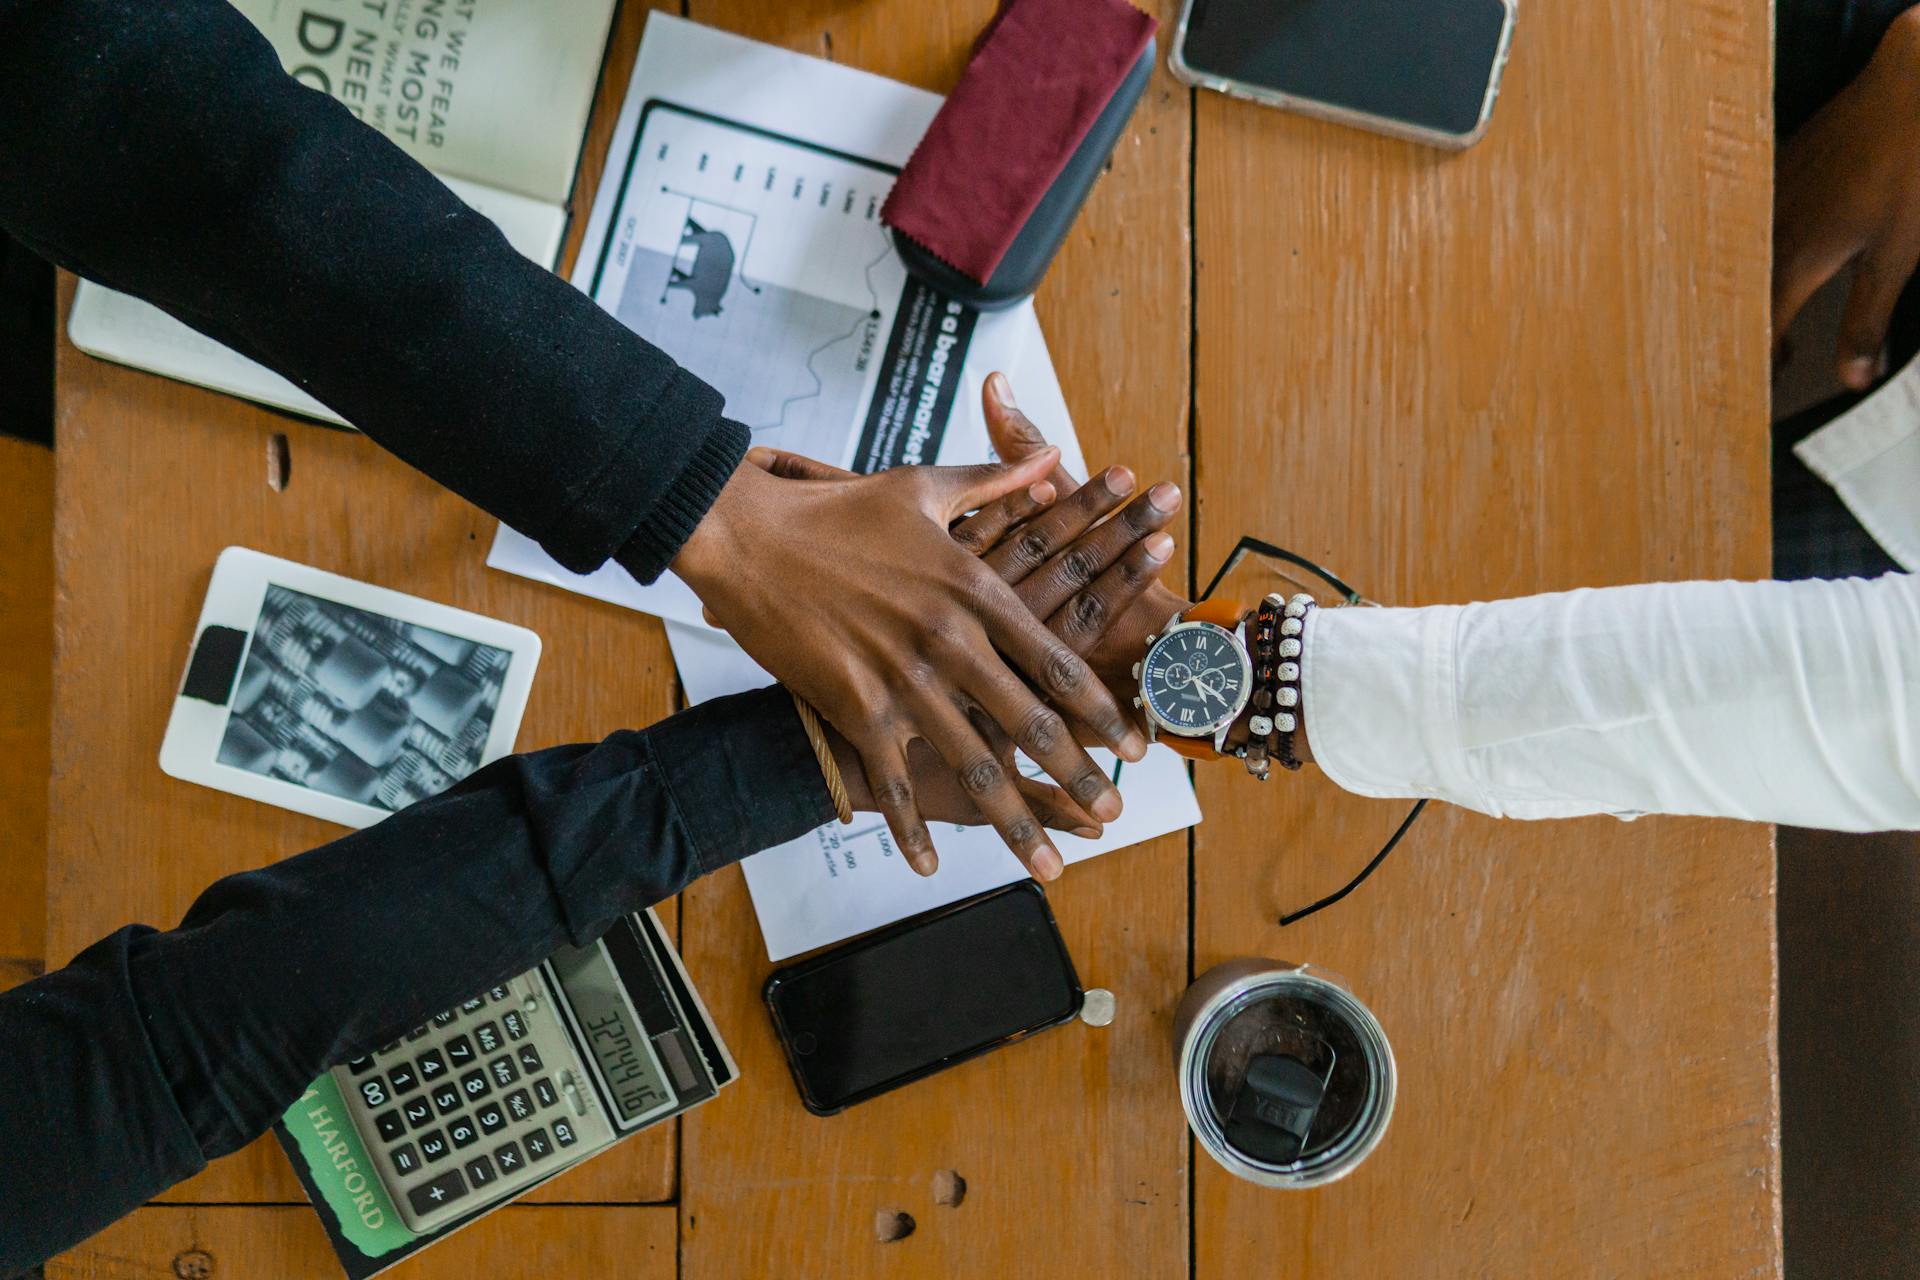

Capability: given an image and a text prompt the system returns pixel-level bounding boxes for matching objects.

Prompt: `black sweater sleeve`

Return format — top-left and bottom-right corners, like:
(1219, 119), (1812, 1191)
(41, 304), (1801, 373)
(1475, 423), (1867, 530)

(0, 0), (746, 579)
(0, 686), (833, 1275)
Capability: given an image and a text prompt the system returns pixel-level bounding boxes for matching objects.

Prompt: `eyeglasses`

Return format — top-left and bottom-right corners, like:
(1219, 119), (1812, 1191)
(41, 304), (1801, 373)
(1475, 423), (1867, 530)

(1195, 536), (1428, 927)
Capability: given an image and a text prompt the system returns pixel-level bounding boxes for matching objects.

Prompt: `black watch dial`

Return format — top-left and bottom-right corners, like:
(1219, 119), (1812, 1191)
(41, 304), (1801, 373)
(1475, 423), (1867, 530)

(1141, 624), (1249, 736)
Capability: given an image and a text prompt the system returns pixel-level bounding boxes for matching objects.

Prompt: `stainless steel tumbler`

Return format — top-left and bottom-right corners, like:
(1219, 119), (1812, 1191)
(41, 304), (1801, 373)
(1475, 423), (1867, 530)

(1173, 959), (1395, 1188)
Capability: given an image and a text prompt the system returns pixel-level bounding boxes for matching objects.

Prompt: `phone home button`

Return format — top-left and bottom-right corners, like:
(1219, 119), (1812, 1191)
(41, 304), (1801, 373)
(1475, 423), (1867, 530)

(791, 1032), (817, 1057)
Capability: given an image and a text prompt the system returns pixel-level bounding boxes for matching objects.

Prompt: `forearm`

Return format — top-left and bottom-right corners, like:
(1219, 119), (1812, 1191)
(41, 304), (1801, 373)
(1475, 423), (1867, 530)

(0, 0), (743, 577)
(0, 687), (830, 1273)
(1302, 574), (1920, 828)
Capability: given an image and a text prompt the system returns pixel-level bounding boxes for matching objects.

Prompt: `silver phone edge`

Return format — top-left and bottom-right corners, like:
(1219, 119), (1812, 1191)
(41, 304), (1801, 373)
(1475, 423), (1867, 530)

(1165, 0), (1518, 151)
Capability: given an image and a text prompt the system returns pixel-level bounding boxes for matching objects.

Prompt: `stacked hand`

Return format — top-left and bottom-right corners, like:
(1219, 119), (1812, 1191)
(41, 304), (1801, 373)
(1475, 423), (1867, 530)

(1775, 8), (1920, 389)
(971, 374), (1318, 766)
(736, 375), (1186, 879)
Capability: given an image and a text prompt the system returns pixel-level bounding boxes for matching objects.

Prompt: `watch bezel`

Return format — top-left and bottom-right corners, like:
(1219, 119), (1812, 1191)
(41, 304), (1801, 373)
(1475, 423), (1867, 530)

(1136, 620), (1253, 739)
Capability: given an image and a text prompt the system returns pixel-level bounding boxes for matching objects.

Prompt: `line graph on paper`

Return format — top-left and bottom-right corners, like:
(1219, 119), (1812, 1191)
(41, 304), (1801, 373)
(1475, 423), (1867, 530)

(590, 100), (906, 466)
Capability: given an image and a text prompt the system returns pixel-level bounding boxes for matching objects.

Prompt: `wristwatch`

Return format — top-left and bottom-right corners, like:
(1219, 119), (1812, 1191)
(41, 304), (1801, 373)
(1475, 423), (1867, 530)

(1130, 598), (1252, 761)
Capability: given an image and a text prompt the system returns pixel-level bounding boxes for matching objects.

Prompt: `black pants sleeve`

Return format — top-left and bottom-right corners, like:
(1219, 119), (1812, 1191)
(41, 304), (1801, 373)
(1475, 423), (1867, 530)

(0, 687), (832, 1275)
(0, 0), (746, 580)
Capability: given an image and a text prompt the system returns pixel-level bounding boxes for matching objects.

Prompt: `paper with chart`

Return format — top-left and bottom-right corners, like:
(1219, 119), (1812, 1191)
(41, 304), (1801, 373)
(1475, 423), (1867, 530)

(486, 13), (1074, 628)
(483, 14), (1200, 958)
(668, 620), (1202, 961)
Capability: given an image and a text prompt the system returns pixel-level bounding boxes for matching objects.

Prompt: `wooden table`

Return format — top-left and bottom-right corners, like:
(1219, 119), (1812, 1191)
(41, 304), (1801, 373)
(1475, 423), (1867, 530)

(45, 1), (1779, 1275)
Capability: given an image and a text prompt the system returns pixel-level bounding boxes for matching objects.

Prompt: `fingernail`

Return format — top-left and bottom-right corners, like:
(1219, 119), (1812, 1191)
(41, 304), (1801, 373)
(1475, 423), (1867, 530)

(1148, 481), (1180, 513)
(745, 446), (775, 467)
(1032, 846), (1063, 881)
(1842, 356), (1877, 390)
(1029, 481), (1056, 504)
(1144, 532), (1174, 561)
(989, 372), (1016, 408)
(1123, 731), (1149, 762)
(909, 851), (937, 876)
(1104, 466), (1136, 496)
(1093, 790), (1124, 822)
(1072, 826), (1102, 840)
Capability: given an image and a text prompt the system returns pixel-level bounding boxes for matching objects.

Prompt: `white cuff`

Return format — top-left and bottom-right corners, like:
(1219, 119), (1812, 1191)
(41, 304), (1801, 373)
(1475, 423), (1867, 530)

(1303, 603), (1493, 813)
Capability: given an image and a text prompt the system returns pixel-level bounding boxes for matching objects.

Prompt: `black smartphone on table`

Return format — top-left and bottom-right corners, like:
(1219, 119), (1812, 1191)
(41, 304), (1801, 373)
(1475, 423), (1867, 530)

(1169, 0), (1517, 149)
(764, 882), (1083, 1116)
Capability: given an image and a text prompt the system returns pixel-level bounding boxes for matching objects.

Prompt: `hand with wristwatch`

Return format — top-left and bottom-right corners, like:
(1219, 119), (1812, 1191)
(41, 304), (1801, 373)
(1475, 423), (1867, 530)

(980, 375), (1316, 779)
(1131, 592), (1315, 780)
(757, 375), (1318, 791)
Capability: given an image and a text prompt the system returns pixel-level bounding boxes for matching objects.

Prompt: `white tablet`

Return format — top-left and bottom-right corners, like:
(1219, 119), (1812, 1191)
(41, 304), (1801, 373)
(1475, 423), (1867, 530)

(160, 548), (542, 828)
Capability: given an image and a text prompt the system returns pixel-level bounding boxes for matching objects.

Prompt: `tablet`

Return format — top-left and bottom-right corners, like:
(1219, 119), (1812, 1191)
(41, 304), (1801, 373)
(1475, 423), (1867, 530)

(160, 548), (542, 828)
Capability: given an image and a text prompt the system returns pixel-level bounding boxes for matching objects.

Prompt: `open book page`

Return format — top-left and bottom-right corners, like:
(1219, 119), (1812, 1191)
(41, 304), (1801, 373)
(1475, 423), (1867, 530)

(228, 0), (616, 203)
(67, 176), (566, 426)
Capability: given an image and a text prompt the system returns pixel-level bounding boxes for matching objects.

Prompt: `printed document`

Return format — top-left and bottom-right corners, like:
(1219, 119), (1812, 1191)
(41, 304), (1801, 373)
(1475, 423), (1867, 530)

(484, 14), (1202, 958)
(487, 13), (1069, 625)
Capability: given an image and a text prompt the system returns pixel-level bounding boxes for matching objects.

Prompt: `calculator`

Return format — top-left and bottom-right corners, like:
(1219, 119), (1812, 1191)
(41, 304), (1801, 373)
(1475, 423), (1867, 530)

(331, 910), (733, 1234)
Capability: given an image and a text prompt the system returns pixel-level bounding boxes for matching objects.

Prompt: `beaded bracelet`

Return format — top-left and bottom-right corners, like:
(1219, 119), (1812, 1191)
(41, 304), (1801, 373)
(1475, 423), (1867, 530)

(1244, 591), (1320, 771)
(1238, 595), (1284, 780)
(1268, 594), (1314, 771)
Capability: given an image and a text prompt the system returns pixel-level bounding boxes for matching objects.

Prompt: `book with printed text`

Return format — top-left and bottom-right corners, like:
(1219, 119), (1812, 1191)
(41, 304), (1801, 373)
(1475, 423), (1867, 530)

(67, 0), (618, 425)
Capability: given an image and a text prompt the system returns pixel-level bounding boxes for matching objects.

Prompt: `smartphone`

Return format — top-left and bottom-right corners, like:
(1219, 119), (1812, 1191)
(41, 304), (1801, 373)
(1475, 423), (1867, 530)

(1169, 0), (1517, 149)
(764, 882), (1083, 1115)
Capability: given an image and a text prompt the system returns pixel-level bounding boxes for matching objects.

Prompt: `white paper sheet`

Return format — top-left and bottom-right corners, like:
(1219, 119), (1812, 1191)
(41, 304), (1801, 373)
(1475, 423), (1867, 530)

(484, 14), (1083, 628)
(486, 14), (1201, 959)
(665, 615), (1202, 962)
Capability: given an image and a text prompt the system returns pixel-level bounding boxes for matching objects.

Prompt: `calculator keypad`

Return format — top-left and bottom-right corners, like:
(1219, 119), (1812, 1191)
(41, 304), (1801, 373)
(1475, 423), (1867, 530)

(331, 971), (617, 1234)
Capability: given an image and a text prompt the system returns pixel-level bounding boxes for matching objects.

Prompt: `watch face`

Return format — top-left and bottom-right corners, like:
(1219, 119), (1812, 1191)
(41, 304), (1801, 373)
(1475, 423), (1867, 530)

(1141, 623), (1250, 736)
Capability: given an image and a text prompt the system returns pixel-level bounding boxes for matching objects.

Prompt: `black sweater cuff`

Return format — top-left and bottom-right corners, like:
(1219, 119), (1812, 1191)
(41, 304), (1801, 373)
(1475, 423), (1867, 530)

(612, 417), (750, 584)
(649, 684), (838, 878)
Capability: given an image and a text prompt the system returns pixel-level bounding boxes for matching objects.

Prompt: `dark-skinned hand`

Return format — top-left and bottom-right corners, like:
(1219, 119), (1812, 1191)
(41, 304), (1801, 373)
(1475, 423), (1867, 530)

(672, 415), (1151, 883)
(747, 377), (1184, 879)
(1775, 8), (1920, 390)
(974, 373), (1319, 765)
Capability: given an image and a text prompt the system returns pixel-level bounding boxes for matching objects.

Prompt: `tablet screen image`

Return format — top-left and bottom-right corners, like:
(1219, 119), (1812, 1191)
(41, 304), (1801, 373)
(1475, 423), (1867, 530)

(162, 548), (542, 828)
(217, 586), (513, 813)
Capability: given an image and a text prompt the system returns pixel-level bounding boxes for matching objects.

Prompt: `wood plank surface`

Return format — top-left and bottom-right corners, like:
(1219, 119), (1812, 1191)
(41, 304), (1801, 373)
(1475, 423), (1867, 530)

(46, 309), (681, 1204)
(1190, 0), (1779, 1276)
(43, 0), (1783, 1273)
(0, 434), (51, 971)
(675, 4), (1194, 1279)
(43, 0), (695, 1207)
(46, 1204), (675, 1280)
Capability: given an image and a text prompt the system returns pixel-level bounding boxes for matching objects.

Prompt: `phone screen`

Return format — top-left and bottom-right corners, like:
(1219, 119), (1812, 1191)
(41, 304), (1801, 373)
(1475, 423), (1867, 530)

(765, 884), (1081, 1114)
(1179, 0), (1511, 138)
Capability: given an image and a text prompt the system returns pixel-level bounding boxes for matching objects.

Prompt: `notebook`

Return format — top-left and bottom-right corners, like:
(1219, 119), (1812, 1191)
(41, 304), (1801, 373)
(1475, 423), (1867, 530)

(66, 0), (617, 426)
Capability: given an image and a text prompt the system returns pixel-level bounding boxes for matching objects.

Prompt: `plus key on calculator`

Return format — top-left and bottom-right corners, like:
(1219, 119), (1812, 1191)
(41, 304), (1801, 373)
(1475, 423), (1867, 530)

(333, 972), (617, 1234)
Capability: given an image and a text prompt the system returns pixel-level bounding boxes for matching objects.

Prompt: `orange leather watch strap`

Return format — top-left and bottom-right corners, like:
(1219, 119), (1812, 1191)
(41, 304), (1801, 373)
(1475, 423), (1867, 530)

(1183, 597), (1246, 629)
(1162, 733), (1218, 761)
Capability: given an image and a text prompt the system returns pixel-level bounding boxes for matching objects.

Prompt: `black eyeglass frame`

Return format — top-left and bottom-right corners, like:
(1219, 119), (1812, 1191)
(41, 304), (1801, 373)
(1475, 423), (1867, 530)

(1193, 536), (1428, 927)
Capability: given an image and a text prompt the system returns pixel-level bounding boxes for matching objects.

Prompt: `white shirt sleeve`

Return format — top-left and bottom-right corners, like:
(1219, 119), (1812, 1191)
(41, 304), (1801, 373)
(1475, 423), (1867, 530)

(1302, 573), (1920, 830)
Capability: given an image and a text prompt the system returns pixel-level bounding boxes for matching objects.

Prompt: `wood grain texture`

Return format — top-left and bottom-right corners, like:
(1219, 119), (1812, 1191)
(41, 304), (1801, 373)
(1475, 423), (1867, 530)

(44, 0), (694, 1216)
(47, 276), (681, 1203)
(0, 434), (51, 969)
(674, 4), (1193, 1279)
(45, 1204), (674, 1280)
(1190, 0), (1779, 1276)
(45, 0), (1784, 1272)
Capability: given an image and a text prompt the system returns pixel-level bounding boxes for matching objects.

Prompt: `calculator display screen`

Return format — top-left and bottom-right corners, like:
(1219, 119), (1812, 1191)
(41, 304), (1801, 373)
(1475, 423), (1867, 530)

(549, 941), (675, 1124)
